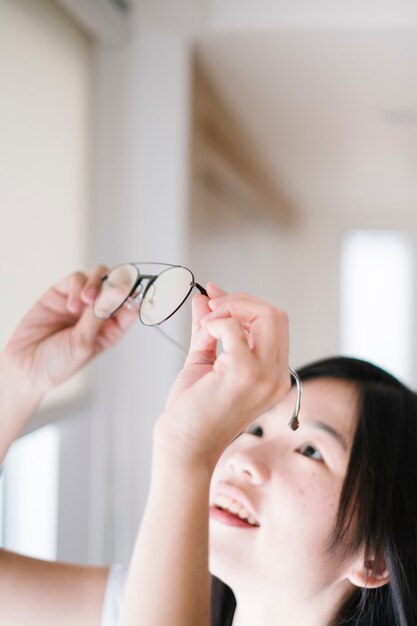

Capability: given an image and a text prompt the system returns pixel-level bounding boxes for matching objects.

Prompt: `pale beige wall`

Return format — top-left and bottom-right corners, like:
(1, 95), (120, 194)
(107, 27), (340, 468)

(0, 0), (92, 344)
(0, 0), (93, 405)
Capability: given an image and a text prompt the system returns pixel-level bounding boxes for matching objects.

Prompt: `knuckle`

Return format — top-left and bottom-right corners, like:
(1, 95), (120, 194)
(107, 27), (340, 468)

(276, 308), (289, 326)
(91, 264), (108, 279)
(70, 271), (86, 286)
(263, 306), (278, 323)
(264, 307), (289, 336)
(266, 306), (285, 323)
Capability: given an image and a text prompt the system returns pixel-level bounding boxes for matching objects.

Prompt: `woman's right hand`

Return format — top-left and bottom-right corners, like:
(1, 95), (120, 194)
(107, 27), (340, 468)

(155, 288), (291, 469)
(1, 266), (137, 398)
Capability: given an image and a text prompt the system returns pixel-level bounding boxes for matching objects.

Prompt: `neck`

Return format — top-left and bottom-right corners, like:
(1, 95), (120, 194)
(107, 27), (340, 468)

(231, 580), (354, 626)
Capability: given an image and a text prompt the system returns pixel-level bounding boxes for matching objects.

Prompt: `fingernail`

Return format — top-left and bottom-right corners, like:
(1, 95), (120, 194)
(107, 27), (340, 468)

(208, 299), (218, 310)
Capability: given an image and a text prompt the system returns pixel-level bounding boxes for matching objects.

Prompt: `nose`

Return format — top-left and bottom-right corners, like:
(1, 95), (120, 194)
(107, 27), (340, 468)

(226, 448), (270, 485)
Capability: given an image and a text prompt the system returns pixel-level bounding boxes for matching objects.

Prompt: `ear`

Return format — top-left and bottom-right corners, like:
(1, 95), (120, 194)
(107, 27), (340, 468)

(347, 553), (389, 589)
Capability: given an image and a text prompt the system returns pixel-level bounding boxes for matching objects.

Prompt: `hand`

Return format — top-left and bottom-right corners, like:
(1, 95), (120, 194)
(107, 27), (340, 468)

(1, 267), (137, 396)
(156, 289), (291, 467)
(164, 282), (226, 409)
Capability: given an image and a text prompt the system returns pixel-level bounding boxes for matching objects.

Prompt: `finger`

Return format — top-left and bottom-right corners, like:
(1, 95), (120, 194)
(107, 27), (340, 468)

(206, 313), (290, 411)
(75, 297), (137, 346)
(209, 288), (250, 310)
(107, 299), (138, 331)
(188, 294), (217, 354)
(209, 292), (266, 310)
(202, 298), (289, 366)
(204, 317), (251, 362)
(66, 272), (88, 314)
(206, 282), (228, 300)
(190, 285), (228, 342)
(204, 297), (266, 324)
(192, 293), (211, 327)
(80, 264), (109, 304)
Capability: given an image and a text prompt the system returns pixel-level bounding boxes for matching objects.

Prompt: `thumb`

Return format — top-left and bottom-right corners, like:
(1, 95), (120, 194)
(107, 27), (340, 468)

(73, 304), (104, 345)
(206, 282), (228, 299)
(189, 294), (215, 353)
(188, 283), (228, 353)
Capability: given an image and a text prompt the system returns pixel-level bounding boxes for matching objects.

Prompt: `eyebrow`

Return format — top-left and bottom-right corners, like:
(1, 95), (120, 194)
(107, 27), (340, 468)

(302, 420), (348, 451)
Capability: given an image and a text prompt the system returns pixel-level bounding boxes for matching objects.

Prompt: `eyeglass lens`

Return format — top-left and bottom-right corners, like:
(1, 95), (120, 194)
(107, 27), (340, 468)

(93, 264), (138, 319)
(139, 266), (194, 326)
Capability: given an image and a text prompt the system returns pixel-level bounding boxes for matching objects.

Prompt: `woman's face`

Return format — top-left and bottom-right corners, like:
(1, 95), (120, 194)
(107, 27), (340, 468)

(209, 377), (359, 599)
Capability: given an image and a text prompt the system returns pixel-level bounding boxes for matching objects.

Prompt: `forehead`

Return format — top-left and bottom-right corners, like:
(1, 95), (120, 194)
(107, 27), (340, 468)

(297, 377), (359, 442)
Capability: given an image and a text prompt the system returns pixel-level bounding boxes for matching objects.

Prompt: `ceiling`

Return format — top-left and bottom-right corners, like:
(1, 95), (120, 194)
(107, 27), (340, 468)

(196, 25), (417, 224)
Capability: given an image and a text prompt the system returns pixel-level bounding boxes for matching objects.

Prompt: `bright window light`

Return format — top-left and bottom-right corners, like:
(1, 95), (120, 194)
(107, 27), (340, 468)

(2, 425), (59, 560)
(340, 230), (414, 385)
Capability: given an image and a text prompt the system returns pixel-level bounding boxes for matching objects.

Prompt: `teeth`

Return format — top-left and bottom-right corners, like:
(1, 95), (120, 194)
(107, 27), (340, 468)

(214, 494), (259, 526)
(229, 501), (241, 514)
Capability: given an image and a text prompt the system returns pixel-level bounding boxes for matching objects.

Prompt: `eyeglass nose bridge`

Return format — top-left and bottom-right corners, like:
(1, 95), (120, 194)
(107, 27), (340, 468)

(126, 283), (145, 310)
(127, 274), (159, 311)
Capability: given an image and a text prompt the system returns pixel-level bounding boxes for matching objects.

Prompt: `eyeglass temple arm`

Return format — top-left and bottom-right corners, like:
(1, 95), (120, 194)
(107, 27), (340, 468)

(154, 326), (187, 353)
(288, 368), (302, 431)
(191, 281), (208, 297)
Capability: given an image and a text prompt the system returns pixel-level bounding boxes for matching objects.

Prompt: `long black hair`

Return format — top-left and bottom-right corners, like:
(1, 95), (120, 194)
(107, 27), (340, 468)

(211, 356), (417, 626)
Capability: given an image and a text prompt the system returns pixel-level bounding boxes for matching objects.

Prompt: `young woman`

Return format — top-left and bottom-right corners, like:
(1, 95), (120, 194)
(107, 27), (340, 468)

(1, 270), (416, 625)
(118, 289), (417, 626)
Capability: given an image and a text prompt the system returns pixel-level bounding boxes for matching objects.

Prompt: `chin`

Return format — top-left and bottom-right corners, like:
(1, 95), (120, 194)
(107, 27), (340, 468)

(209, 545), (248, 591)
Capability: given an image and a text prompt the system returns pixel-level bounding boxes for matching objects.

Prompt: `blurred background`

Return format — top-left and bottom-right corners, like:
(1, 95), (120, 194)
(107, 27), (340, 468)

(1, 0), (417, 567)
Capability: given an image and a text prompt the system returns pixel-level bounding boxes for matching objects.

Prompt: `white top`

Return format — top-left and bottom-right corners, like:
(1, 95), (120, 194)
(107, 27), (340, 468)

(100, 563), (128, 626)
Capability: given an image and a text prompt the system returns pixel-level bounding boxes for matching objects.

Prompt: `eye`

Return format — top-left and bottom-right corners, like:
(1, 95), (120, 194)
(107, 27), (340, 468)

(297, 443), (324, 462)
(245, 424), (264, 437)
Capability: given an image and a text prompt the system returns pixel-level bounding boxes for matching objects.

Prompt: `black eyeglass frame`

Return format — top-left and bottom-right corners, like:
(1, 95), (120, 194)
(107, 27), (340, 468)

(96, 262), (208, 326)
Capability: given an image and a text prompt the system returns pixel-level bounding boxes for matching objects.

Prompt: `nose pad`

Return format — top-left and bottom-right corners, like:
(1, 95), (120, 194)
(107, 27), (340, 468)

(145, 284), (156, 307)
(227, 450), (269, 485)
(126, 285), (144, 310)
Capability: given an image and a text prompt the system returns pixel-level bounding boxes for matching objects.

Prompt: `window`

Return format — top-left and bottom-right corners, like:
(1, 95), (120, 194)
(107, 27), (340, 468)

(0, 425), (60, 559)
(340, 230), (414, 384)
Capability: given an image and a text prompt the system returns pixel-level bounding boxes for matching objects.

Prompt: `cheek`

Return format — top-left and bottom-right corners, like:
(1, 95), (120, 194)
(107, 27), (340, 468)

(267, 469), (342, 552)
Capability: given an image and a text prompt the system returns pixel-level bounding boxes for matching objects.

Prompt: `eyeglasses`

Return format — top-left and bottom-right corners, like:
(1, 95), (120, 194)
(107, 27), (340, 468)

(93, 262), (207, 326)
(93, 262), (301, 430)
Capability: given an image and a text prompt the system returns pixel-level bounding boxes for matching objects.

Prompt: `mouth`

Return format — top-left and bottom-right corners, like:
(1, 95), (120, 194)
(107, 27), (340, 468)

(210, 492), (260, 528)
